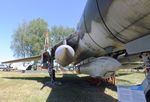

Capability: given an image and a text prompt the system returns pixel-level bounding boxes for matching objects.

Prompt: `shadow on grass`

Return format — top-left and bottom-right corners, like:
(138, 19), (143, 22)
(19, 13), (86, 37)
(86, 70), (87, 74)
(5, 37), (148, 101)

(3, 74), (118, 102)
(3, 76), (50, 83)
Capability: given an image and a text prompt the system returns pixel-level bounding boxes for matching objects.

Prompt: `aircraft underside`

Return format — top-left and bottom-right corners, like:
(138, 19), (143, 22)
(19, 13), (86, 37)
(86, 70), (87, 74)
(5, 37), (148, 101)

(54, 0), (150, 78)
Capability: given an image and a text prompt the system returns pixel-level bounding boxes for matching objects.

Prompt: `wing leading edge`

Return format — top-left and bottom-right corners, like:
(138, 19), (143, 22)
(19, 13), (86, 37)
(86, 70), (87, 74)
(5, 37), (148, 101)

(1, 55), (41, 64)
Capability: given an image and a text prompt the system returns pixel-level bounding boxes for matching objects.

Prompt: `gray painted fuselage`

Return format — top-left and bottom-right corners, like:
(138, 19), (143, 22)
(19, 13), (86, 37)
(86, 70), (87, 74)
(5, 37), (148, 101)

(68, 0), (150, 64)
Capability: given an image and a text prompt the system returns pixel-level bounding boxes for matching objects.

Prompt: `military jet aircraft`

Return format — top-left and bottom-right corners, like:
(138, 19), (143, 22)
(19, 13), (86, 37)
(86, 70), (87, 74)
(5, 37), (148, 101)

(2, 0), (150, 85)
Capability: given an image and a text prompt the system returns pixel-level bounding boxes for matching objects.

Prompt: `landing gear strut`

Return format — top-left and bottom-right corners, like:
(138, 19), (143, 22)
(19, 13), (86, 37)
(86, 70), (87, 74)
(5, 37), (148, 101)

(48, 56), (56, 85)
(40, 49), (61, 90)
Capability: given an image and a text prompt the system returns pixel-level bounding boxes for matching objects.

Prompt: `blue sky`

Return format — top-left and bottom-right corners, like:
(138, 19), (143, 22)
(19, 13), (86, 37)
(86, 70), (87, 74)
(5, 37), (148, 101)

(0, 0), (86, 62)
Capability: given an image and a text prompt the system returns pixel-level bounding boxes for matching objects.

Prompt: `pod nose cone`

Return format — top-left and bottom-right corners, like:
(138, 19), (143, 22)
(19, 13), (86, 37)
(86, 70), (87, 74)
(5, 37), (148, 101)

(55, 45), (75, 66)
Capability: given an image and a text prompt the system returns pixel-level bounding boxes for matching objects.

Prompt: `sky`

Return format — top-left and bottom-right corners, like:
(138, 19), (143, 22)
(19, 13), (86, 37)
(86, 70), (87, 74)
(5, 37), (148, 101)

(0, 0), (87, 62)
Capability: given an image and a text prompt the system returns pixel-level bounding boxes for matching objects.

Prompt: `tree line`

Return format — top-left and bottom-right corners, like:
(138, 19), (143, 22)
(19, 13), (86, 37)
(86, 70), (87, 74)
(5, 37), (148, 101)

(11, 18), (75, 58)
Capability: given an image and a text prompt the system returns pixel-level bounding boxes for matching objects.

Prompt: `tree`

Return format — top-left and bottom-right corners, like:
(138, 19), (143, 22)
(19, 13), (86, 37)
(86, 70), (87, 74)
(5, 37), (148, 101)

(11, 21), (29, 57)
(11, 18), (75, 58)
(50, 25), (75, 46)
(11, 18), (49, 57)
(27, 18), (49, 56)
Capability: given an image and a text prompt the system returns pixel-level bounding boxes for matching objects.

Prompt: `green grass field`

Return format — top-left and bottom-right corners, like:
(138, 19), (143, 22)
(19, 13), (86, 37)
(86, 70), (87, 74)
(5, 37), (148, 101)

(0, 70), (145, 102)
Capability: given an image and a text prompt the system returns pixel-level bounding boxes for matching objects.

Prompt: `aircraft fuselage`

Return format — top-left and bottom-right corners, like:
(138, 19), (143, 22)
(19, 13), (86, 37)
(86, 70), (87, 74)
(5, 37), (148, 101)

(70, 0), (150, 63)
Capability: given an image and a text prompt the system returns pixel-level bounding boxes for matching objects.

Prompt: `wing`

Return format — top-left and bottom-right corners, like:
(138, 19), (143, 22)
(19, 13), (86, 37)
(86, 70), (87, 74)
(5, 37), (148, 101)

(1, 55), (41, 64)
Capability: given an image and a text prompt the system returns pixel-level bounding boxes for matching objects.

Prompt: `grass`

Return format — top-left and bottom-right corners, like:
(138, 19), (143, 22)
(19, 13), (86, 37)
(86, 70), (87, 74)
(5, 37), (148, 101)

(0, 70), (145, 102)
(116, 70), (145, 85)
(0, 72), (51, 102)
